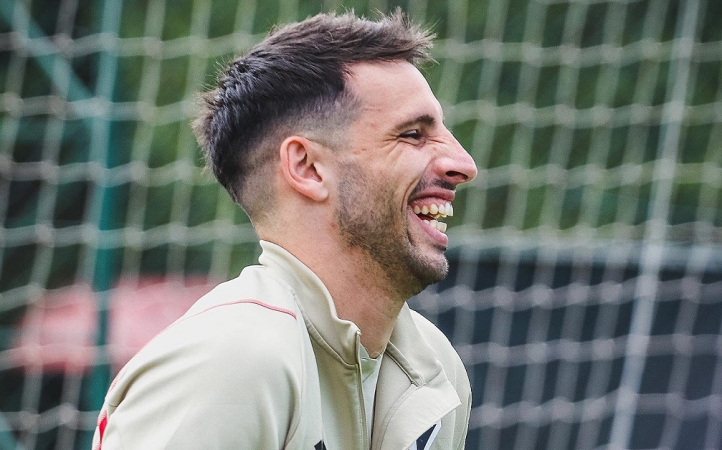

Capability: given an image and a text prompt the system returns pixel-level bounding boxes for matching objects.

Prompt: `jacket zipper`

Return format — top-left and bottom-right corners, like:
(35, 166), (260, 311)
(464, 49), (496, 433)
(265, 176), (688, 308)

(356, 333), (369, 450)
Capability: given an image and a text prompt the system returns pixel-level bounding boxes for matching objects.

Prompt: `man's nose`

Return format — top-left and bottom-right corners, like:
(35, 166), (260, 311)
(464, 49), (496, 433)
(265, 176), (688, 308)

(437, 132), (478, 186)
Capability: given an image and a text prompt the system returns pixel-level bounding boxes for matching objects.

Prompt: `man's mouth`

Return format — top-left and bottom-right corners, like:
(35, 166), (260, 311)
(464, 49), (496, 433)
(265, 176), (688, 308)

(410, 201), (454, 233)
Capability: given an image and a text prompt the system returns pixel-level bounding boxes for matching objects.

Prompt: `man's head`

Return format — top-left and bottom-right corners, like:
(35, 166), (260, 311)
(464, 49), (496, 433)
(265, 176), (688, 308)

(195, 11), (477, 298)
(193, 11), (433, 223)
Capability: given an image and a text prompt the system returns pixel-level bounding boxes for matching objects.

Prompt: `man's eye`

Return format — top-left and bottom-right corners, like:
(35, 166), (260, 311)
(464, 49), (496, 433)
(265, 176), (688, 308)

(400, 130), (422, 140)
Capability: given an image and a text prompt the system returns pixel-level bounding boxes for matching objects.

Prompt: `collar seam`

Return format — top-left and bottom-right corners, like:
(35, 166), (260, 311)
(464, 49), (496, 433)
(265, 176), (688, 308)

(385, 342), (424, 387)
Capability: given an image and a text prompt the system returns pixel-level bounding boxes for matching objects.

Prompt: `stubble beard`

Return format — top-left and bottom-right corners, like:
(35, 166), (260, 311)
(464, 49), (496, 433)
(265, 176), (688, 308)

(335, 162), (448, 299)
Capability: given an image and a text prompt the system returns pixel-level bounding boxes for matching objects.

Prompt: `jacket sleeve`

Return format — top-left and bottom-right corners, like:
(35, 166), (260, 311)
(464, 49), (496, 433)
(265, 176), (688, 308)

(94, 302), (304, 450)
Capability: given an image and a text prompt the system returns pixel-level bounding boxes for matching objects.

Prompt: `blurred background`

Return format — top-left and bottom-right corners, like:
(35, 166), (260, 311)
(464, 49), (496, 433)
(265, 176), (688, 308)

(1, 0), (721, 449)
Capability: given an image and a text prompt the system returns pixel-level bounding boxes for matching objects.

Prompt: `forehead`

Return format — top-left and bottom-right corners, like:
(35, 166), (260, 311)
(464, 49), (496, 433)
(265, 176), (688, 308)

(345, 62), (443, 128)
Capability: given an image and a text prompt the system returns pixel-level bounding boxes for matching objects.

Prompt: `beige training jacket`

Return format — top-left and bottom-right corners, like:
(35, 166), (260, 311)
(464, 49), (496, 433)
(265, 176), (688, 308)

(93, 240), (472, 450)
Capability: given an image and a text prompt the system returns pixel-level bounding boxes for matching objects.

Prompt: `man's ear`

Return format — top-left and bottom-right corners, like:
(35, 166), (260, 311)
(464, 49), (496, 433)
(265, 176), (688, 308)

(279, 136), (330, 202)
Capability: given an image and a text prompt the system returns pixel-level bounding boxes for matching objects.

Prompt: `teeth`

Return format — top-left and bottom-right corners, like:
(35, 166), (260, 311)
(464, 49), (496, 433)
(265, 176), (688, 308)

(411, 202), (454, 218)
(423, 219), (448, 234)
(411, 201), (454, 233)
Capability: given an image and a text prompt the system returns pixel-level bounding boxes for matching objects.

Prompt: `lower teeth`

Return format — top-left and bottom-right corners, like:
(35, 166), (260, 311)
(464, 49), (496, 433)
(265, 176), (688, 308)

(424, 219), (447, 233)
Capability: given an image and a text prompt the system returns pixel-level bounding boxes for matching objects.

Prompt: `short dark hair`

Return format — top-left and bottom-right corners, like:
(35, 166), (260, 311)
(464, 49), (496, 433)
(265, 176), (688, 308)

(193, 10), (434, 221)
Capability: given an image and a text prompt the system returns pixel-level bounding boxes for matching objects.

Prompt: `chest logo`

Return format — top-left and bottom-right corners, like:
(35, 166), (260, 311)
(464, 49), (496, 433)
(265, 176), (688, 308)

(408, 421), (441, 450)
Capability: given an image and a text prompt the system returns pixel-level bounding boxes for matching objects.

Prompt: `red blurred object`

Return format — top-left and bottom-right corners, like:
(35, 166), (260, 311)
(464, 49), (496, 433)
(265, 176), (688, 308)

(10, 277), (218, 374)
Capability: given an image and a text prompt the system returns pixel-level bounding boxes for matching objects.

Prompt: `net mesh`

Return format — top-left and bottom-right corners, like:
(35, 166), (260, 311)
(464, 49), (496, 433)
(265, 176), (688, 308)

(1, 0), (721, 449)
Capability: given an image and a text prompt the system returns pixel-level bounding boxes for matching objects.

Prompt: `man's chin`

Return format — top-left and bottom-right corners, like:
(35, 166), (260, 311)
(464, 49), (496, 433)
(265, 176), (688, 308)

(374, 245), (448, 298)
(408, 251), (449, 288)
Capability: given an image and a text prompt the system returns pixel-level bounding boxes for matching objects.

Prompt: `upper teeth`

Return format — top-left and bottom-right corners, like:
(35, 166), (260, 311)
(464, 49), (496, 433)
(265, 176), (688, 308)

(412, 202), (453, 218)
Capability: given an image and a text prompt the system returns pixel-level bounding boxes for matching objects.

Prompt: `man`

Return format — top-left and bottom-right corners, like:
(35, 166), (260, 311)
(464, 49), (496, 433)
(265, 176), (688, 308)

(92, 10), (477, 450)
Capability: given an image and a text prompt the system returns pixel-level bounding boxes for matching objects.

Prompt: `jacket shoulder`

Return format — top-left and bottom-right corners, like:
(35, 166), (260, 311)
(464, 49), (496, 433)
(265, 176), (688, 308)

(188, 264), (299, 318)
(408, 310), (457, 358)
(124, 265), (305, 380)
(98, 266), (310, 449)
(408, 309), (471, 393)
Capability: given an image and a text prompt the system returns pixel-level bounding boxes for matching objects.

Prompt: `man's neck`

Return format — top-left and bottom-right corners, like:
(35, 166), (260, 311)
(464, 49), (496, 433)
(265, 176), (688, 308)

(284, 238), (405, 358)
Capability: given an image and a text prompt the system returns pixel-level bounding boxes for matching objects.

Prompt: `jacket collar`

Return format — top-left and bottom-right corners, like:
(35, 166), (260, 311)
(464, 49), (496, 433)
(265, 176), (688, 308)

(257, 240), (450, 386)
(258, 240), (359, 365)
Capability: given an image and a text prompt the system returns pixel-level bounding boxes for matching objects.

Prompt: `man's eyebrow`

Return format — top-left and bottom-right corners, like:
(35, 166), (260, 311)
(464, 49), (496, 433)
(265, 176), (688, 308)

(392, 114), (437, 133)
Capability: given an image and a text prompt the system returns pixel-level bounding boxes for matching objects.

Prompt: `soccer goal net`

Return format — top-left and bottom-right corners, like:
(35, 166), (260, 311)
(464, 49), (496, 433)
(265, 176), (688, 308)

(1, 0), (721, 449)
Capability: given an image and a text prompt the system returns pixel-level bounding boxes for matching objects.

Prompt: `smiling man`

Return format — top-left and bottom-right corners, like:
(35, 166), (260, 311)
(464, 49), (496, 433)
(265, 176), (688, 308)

(93, 11), (477, 450)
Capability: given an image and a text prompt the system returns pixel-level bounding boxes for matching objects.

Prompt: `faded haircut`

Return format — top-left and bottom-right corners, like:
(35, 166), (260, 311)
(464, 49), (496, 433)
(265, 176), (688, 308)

(192, 10), (434, 222)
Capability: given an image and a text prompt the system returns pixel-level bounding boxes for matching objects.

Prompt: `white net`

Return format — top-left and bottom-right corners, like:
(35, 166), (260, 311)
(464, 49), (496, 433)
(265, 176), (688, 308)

(1, 0), (721, 449)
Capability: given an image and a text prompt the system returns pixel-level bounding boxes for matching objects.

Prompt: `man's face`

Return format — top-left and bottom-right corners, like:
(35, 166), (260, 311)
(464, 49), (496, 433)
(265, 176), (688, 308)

(332, 61), (478, 297)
